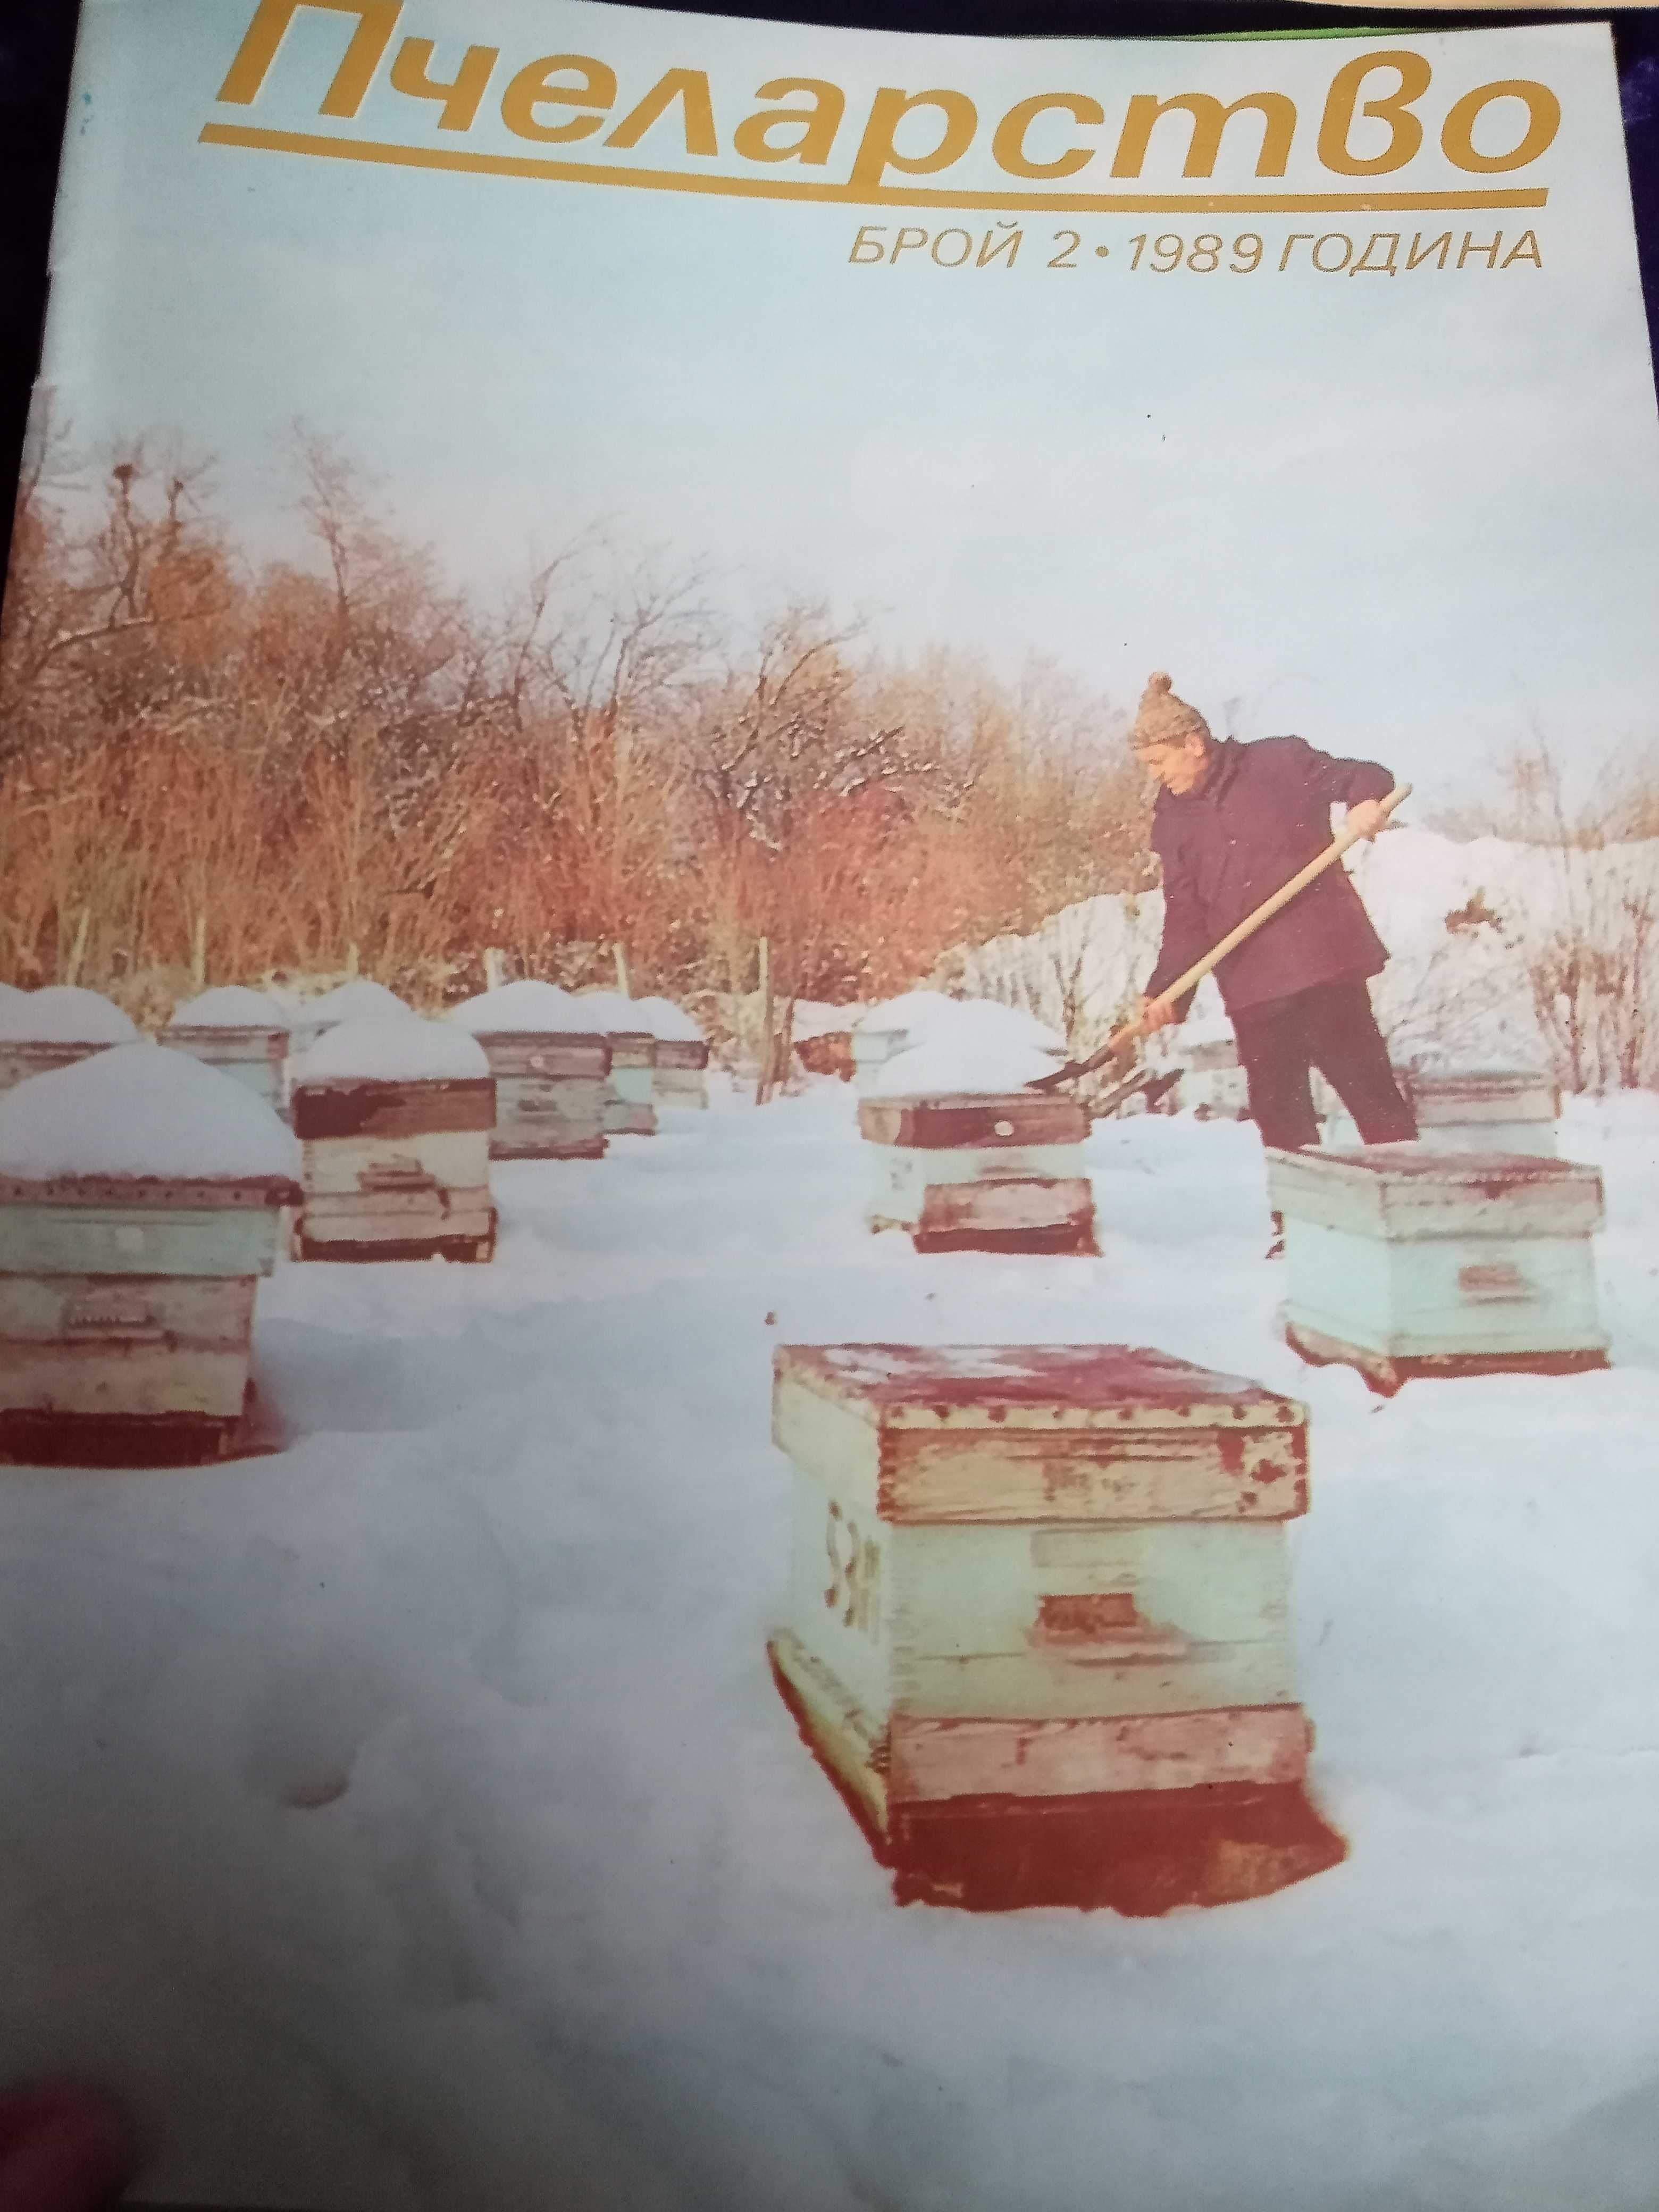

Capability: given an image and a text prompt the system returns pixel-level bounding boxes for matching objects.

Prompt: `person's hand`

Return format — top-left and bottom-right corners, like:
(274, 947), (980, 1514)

(0, 2081), (137, 2212)
(1136, 994), (1177, 1034)
(1343, 798), (1391, 842)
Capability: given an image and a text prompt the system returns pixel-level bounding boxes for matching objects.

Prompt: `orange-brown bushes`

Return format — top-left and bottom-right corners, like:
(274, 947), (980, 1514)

(2, 427), (1153, 1024)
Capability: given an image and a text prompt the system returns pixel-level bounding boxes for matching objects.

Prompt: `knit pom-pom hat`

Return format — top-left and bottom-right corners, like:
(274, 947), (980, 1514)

(1129, 672), (1211, 750)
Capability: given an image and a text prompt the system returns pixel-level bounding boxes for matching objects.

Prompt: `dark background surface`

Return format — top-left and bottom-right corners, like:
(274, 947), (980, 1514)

(2, 1), (1657, 579)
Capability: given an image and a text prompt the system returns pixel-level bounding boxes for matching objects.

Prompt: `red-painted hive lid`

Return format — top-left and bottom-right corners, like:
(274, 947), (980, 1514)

(775, 1343), (1303, 1431)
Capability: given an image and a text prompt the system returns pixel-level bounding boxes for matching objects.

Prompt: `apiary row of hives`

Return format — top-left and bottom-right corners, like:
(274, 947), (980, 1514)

(0, 979), (713, 1143)
(0, 979), (712, 1465)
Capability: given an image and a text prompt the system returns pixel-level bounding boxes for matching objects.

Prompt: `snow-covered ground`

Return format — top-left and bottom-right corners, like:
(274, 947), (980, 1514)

(3, 1084), (1658, 2211)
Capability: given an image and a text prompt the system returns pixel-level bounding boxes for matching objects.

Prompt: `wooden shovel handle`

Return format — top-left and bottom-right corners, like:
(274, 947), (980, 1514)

(1034, 783), (1411, 1087)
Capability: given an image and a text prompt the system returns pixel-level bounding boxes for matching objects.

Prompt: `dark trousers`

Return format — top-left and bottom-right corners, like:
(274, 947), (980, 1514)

(1231, 977), (1417, 1152)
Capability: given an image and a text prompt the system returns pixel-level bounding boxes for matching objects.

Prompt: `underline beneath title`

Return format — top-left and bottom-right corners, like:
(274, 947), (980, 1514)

(198, 122), (1549, 214)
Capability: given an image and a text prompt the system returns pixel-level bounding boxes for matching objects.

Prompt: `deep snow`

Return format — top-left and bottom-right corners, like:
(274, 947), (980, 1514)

(448, 983), (595, 1036)
(296, 1017), (491, 1086)
(0, 1042), (298, 1182)
(1, 1084), (1656, 2211)
(0, 986), (139, 1046)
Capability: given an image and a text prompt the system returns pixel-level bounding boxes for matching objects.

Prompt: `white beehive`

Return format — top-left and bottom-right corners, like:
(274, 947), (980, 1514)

(637, 997), (710, 1110)
(769, 1342), (1343, 1913)
(290, 1017), (496, 1262)
(449, 981), (611, 1160)
(165, 985), (291, 1116)
(0, 1045), (299, 1465)
(859, 1091), (1096, 1255)
(861, 1028), (1093, 1255)
(1325, 1067), (1559, 1157)
(577, 992), (658, 1137)
(288, 977), (414, 1060)
(1269, 1143), (1607, 1394)
(0, 988), (138, 1095)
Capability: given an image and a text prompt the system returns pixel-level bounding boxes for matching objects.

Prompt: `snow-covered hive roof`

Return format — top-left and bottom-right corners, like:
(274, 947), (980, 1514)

(573, 991), (652, 1034)
(167, 985), (292, 1032)
(853, 990), (962, 1038)
(0, 986), (139, 1047)
(0, 983), (26, 1010)
(856, 991), (1064, 1054)
(295, 1014), (490, 1085)
(791, 1000), (865, 1041)
(634, 996), (705, 1043)
(0, 1042), (299, 1182)
(448, 981), (602, 1035)
(870, 1035), (1063, 1098)
(296, 978), (414, 1026)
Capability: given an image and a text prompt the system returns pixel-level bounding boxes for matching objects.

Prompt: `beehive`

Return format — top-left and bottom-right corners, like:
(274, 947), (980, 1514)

(165, 985), (291, 1116)
(1325, 1067), (1559, 1157)
(290, 1016), (496, 1262)
(1182, 1035), (1250, 1121)
(0, 988), (138, 1096)
(1269, 1144), (1607, 1394)
(860, 1091), (1096, 1256)
(288, 977), (413, 1061)
(638, 997), (710, 1110)
(769, 1342), (1343, 1913)
(449, 981), (610, 1160)
(0, 1044), (299, 1465)
(577, 992), (658, 1137)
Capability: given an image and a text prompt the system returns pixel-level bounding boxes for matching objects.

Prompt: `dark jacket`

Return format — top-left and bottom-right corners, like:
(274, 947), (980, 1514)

(1145, 734), (1394, 1018)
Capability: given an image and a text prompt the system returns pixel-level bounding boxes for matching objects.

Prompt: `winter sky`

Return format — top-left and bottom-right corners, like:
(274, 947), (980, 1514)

(36, 0), (1659, 796)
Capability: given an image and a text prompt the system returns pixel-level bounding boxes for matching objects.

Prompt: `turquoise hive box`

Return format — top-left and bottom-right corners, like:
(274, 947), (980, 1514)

(1269, 1143), (1607, 1393)
(0, 1045), (299, 1465)
(769, 1342), (1343, 1913)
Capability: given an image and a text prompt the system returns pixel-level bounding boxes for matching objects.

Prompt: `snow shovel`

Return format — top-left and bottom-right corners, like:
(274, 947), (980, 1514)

(1028, 784), (1412, 1092)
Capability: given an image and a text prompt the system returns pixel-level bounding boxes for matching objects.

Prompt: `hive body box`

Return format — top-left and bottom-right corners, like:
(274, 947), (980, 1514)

(601, 1032), (659, 1137)
(0, 1171), (296, 1464)
(471, 1032), (610, 1160)
(1181, 1036), (1250, 1121)
(653, 1038), (710, 1110)
(859, 1093), (1096, 1255)
(290, 1077), (497, 1261)
(769, 1343), (1342, 1912)
(1269, 1144), (1607, 1393)
(166, 1025), (288, 1115)
(1326, 1068), (1559, 1157)
(851, 1023), (913, 1092)
(0, 1040), (109, 1095)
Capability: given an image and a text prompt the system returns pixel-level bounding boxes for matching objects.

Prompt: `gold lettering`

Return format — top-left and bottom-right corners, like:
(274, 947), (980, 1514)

(605, 67), (720, 157)
(501, 55), (617, 144)
(991, 93), (1103, 181)
(1317, 51), (1432, 178)
(733, 77), (845, 166)
(216, 0), (403, 116)
(849, 86), (978, 189)
(1112, 91), (1296, 180)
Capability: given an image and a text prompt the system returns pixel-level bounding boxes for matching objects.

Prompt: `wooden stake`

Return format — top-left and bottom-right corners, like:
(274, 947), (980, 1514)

(614, 942), (631, 997)
(63, 906), (90, 988)
(757, 936), (774, 1104)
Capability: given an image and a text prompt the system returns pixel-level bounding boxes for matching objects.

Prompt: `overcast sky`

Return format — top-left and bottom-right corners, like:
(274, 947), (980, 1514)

(36, 0), (1659, 799)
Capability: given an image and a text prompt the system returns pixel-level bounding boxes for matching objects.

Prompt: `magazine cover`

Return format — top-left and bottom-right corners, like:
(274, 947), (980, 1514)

(2, 3), (1658, 2206)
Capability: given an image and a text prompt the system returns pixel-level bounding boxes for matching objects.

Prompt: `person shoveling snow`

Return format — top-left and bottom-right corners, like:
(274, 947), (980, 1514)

(1039, 673), (1415, 1252)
